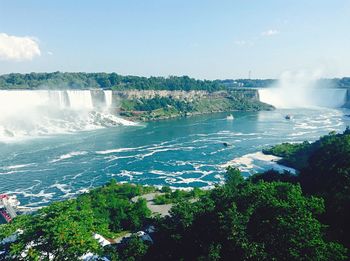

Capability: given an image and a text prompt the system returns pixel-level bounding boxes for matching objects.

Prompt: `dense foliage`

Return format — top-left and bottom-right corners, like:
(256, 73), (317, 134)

(0, 72), (349, 90)
(143, 168), (347, 260)
(0, 72), (225, 91)
(263, 129), (350, 250)
(153, 187), (206, 205)
(262, 141), (312, 169)
(0, 181), (154, 260)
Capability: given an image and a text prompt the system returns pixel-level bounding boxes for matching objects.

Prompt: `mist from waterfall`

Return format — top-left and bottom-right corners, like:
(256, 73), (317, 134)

(258, 71), (347, 108)
(0, 90), (136, 142)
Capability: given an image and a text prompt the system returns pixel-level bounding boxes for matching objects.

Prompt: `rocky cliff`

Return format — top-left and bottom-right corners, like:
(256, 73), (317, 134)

(113, 89), (274, 121)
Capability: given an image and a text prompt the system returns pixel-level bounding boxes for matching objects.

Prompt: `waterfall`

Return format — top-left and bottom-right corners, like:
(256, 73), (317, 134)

(66, 90), (94, 110)
(104, 90), (113, 108)
(0, 90), (135, 142)
(259, 88), (347, 108)
(258, 71), (348, 108)
(0, 90), (112, 112)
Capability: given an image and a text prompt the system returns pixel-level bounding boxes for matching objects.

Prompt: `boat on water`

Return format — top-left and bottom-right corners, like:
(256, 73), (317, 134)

(0, 194), (20, 222)
(226, 114), (234, 120)
(285, 114), (292, 120)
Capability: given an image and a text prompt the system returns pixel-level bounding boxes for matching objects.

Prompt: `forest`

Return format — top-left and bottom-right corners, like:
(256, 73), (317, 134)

(0, 72), (349, 91)
(0, 129), (349, 260)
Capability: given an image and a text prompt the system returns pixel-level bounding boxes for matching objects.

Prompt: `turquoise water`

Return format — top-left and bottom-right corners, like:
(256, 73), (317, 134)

(0, 108), (349, 207)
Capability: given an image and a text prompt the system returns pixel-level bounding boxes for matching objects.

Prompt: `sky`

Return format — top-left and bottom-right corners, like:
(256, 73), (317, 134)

(0, 0), (349, 79)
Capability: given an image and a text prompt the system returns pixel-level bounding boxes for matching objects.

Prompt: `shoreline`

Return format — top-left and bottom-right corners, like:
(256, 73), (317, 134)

(120, 107), (274, 122)
(221, 151), (297, 176)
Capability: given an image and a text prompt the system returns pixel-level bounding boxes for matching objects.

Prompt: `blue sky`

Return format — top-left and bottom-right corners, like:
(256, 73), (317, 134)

(0, 0), (349, 79)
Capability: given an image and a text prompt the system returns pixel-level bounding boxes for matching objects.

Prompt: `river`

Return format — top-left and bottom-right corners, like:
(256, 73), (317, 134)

(0, 107), (349, 207)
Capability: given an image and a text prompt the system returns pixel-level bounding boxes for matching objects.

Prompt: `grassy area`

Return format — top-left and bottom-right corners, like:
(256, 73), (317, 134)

(153, 187), (207, 205)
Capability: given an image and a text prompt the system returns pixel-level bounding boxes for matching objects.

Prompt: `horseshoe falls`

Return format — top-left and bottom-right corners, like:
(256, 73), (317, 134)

(258, 88), (347, 108)
(258, 72), (348, 108)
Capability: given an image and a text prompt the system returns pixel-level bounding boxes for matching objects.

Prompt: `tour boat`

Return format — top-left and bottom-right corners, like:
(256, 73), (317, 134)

(226, 114), (234, 120)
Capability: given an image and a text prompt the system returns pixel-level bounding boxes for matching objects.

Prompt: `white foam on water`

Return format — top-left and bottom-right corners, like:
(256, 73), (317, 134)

(96, 147), (138, 155)
(71, 171), (85, 180)
(17, 189), (55, 199)
(149, 170), (169, 176)
(170, 178), (211, 185)
(49, 183), (72, 194)
(51, 151), (88, 163)
(138, 147), (191, 159)
(115, 170), (144, 180)
(289, 130), (316, 137)
(221, 151), (296, 175)
(104, 155), (138, 163)
(0, 170), (28, 176)
(4, 163), (35, 170)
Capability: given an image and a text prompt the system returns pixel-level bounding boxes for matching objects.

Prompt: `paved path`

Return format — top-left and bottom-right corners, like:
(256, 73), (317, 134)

(111, 232), (132, 244)
(131, 193), (172, 217)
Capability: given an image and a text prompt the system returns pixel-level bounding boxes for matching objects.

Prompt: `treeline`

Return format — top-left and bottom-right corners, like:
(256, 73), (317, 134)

(220, 79), (276, 88)
(0, 72), (349, 91)
(0, 72), (225, 91)
(5, 72), (349, 91)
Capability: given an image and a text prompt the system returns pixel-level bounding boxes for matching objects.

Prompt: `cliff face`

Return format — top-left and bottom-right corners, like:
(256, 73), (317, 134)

(112, 89), (260, 101)
(113, 90), (208, 100)
(113, 89), (274, 121)
(229, 89), (260, 100)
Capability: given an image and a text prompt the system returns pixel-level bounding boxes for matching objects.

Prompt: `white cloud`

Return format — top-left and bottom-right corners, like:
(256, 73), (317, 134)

(47, 51), (53, 55)
(261, 29), (279, 37)
(0, 33), (41, 61)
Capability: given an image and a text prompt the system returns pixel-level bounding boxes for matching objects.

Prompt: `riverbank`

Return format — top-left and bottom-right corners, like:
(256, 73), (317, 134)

(222, 151), (297, 176)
